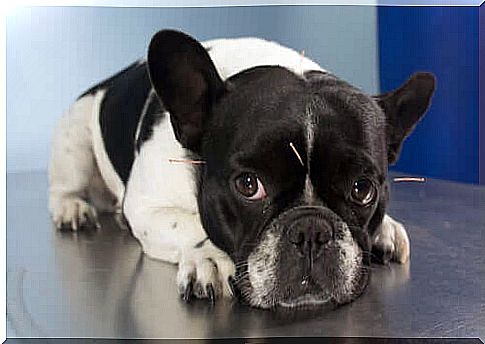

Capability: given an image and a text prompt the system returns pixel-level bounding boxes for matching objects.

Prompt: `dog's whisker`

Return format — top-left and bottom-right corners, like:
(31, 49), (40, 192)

(235, 264), (249, 270)
(235, 271), (249, 278)
(234, 273), (249, 283)
(235, 261), (249, 268)
(235, 269), (249, 274)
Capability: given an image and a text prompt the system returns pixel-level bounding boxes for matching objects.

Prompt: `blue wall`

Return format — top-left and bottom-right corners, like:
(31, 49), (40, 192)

(480, 4), (484, 185)
(378, 6), (480, 184)
(6, 6), (378, 173)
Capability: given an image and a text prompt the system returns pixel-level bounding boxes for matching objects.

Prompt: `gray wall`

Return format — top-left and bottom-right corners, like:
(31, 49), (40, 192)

(6, 6), (378, 172)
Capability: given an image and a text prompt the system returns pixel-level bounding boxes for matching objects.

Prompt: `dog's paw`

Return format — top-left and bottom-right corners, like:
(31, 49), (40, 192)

(50, 196), (100, 231)
(177, 243), (236, 303)
(372, 214), (410, 264)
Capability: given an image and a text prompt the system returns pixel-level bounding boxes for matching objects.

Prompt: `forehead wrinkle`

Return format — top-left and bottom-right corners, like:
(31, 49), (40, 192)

(229, 123), (306, 172)
(318, 87), (385, 149)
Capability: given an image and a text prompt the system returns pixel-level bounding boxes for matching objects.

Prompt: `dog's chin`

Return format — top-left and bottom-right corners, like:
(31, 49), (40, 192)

(237, 268), (368, 310)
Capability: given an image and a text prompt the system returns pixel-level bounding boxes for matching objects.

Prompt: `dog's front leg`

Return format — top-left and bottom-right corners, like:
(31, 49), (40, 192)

(123, 203), (235, 301)
(372, 214), (410, 264)
(123, 122), (235, 301)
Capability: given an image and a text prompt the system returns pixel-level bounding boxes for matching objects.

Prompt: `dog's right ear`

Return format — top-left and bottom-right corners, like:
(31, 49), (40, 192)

(374, 72), (436, 165)
(147, 30), (225, 153)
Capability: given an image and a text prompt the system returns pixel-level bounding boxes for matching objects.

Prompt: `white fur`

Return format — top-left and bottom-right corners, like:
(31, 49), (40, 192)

(123, 115), (200, 258)
(303, 105), (317, 204)
(338, 226), (363, 298)
(48, 36), (409, 301)
(247, 228), (280, 308)
(48, 94), (115, 230)
(202, 37), (324, 79)
(373, 214), (410, 263)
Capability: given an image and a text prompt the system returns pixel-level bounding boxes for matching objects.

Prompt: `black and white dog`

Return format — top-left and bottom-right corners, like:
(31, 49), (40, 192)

(49, 30), (435, 309)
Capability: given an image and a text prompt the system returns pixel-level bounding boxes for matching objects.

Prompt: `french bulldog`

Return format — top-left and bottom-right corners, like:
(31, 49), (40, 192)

(49, 30), (435, 309)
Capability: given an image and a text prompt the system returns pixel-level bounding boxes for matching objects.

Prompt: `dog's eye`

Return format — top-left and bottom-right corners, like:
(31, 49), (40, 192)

(234, 173), (267, 200)
(350, 178), (376, 206)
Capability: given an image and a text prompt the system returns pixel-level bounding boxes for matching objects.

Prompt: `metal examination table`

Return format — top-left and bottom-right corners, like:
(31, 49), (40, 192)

(6, 171), (485, 339)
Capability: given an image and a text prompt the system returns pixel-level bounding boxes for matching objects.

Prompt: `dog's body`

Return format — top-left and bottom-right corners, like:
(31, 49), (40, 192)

(49, 31), (434, 309)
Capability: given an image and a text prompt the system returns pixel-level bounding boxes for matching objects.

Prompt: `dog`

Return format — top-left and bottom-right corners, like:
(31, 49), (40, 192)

(49, 30), (435, 309)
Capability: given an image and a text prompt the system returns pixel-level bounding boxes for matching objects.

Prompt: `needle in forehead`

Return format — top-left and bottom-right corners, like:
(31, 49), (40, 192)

(289, 142), (305, 167)
(168, 158), (206, 164)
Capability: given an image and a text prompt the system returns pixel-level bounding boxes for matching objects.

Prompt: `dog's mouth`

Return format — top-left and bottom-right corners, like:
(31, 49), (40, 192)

(277, 292), (333, 309)
(231, 207), (369, 309)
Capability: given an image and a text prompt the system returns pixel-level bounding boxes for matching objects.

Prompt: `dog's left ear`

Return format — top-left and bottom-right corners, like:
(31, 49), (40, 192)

(147, 30), (225, 153)
(375, 72), (436, 165)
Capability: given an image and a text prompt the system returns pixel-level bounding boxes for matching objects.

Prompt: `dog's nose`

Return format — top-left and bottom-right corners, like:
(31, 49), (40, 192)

(287, 216), (333, 259)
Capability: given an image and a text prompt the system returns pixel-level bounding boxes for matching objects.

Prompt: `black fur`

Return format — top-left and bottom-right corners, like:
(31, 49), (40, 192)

(98, 61), (151, 183)
(80, 62), (164, 183)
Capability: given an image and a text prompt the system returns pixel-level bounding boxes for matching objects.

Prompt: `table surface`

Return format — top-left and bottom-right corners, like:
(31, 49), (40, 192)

(6, 171), (485, 339)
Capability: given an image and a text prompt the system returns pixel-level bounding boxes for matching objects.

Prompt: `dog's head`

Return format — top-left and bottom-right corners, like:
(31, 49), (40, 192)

(147, 30), (435, 309)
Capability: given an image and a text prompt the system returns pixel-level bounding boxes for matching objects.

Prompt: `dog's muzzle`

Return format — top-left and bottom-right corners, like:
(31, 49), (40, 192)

(236, 206), (367, 309)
